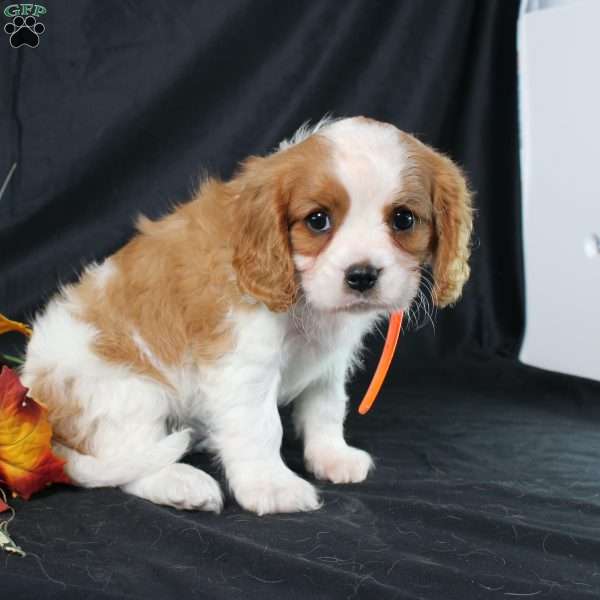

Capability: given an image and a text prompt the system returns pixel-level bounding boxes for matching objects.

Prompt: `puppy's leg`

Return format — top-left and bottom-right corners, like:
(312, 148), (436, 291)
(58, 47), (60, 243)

(206, 370), (320, 515)
(99, 381), (223, 511)
(65, 416), (223, 511)
(293, 363), (373, 484)
(47, 374), (222, 511)
(122, 463), (223, 512)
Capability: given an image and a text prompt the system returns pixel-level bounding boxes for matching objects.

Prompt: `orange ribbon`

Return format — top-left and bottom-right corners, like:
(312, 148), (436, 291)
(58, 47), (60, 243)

(358, 311), (403, 415)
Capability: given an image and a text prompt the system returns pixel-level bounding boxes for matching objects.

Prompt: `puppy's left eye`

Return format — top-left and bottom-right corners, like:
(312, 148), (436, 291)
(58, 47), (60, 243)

(305, 211), (332, 233)
(392, 208), (415, 231)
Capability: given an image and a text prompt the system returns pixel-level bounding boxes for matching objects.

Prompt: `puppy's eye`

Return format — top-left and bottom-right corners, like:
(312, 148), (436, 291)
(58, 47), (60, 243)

(305, 211), (331, 233)
(392, 208), (415, 231)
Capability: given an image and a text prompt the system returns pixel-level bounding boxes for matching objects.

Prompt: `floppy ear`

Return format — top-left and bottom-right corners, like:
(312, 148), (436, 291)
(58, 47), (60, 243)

(429, 152), (473, 307)
(230, 157), (298, 312)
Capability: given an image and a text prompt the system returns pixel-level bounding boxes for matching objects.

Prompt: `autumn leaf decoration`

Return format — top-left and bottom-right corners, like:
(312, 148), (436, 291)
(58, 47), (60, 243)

(0, 366), (70, 499)
(0, 313), (70, 557)
(0, 314), (32, 337)
(0, 493), (8, 513)
(0, 313), (31, 366)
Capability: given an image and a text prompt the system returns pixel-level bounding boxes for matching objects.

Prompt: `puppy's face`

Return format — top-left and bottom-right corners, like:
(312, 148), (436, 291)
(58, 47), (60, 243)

(231, 117), (472, 314)
(289, 121), (435, 313)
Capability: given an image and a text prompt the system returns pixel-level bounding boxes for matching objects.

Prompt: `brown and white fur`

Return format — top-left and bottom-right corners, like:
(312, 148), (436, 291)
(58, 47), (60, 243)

(21, 117), (472, 515)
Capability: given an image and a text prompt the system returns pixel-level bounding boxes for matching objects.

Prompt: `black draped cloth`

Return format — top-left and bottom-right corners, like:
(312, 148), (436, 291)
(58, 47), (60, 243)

(2, 2), (599, 598)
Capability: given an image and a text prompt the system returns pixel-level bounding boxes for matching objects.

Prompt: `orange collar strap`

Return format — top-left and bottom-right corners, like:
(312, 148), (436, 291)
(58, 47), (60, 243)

(358, 311), (403, 415)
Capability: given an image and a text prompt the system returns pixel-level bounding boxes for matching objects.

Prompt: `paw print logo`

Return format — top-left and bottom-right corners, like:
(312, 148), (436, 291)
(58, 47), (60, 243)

(4, 15), (45, 48)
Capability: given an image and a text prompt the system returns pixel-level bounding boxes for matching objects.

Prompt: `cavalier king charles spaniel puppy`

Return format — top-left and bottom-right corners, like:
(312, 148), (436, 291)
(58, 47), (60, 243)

(22, 117), (472, 514)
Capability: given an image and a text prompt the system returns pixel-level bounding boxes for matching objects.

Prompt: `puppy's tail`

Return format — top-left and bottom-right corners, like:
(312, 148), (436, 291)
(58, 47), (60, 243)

(54, 429), (191, 488)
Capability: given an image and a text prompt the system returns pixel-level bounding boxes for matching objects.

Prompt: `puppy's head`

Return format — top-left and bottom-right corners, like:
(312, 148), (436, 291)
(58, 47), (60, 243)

(229, 117), (472, 314)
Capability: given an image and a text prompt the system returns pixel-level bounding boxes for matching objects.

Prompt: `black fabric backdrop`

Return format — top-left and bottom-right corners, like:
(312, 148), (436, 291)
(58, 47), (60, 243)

(1, 1), (600, 599)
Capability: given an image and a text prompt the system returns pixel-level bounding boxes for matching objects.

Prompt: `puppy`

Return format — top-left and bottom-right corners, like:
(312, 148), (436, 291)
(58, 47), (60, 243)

(21, 117), (472, 515)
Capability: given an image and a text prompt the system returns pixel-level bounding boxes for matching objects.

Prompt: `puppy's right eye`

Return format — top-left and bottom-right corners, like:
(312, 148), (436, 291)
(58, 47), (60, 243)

(305, 211), (332, 233)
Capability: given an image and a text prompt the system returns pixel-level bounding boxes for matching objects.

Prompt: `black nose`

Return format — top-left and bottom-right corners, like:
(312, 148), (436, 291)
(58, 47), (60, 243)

(345, 263), (379, 292)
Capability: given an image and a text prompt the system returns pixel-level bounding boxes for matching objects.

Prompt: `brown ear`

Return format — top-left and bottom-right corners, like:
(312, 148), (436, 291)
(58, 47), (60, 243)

(429, 152), (473, 307)
(230, 157), (298, 312)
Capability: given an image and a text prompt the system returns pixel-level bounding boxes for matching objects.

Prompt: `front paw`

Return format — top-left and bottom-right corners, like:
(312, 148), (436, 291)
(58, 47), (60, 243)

(305, 442), (374, 484)
(232, 467), (321, 515)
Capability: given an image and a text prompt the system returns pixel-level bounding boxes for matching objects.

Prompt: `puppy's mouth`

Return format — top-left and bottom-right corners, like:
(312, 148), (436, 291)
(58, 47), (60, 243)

(329, 298), (390, 314)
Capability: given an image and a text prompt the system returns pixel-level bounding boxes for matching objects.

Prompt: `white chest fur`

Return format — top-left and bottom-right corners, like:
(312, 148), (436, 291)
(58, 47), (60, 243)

(278, 307), (378, 405)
